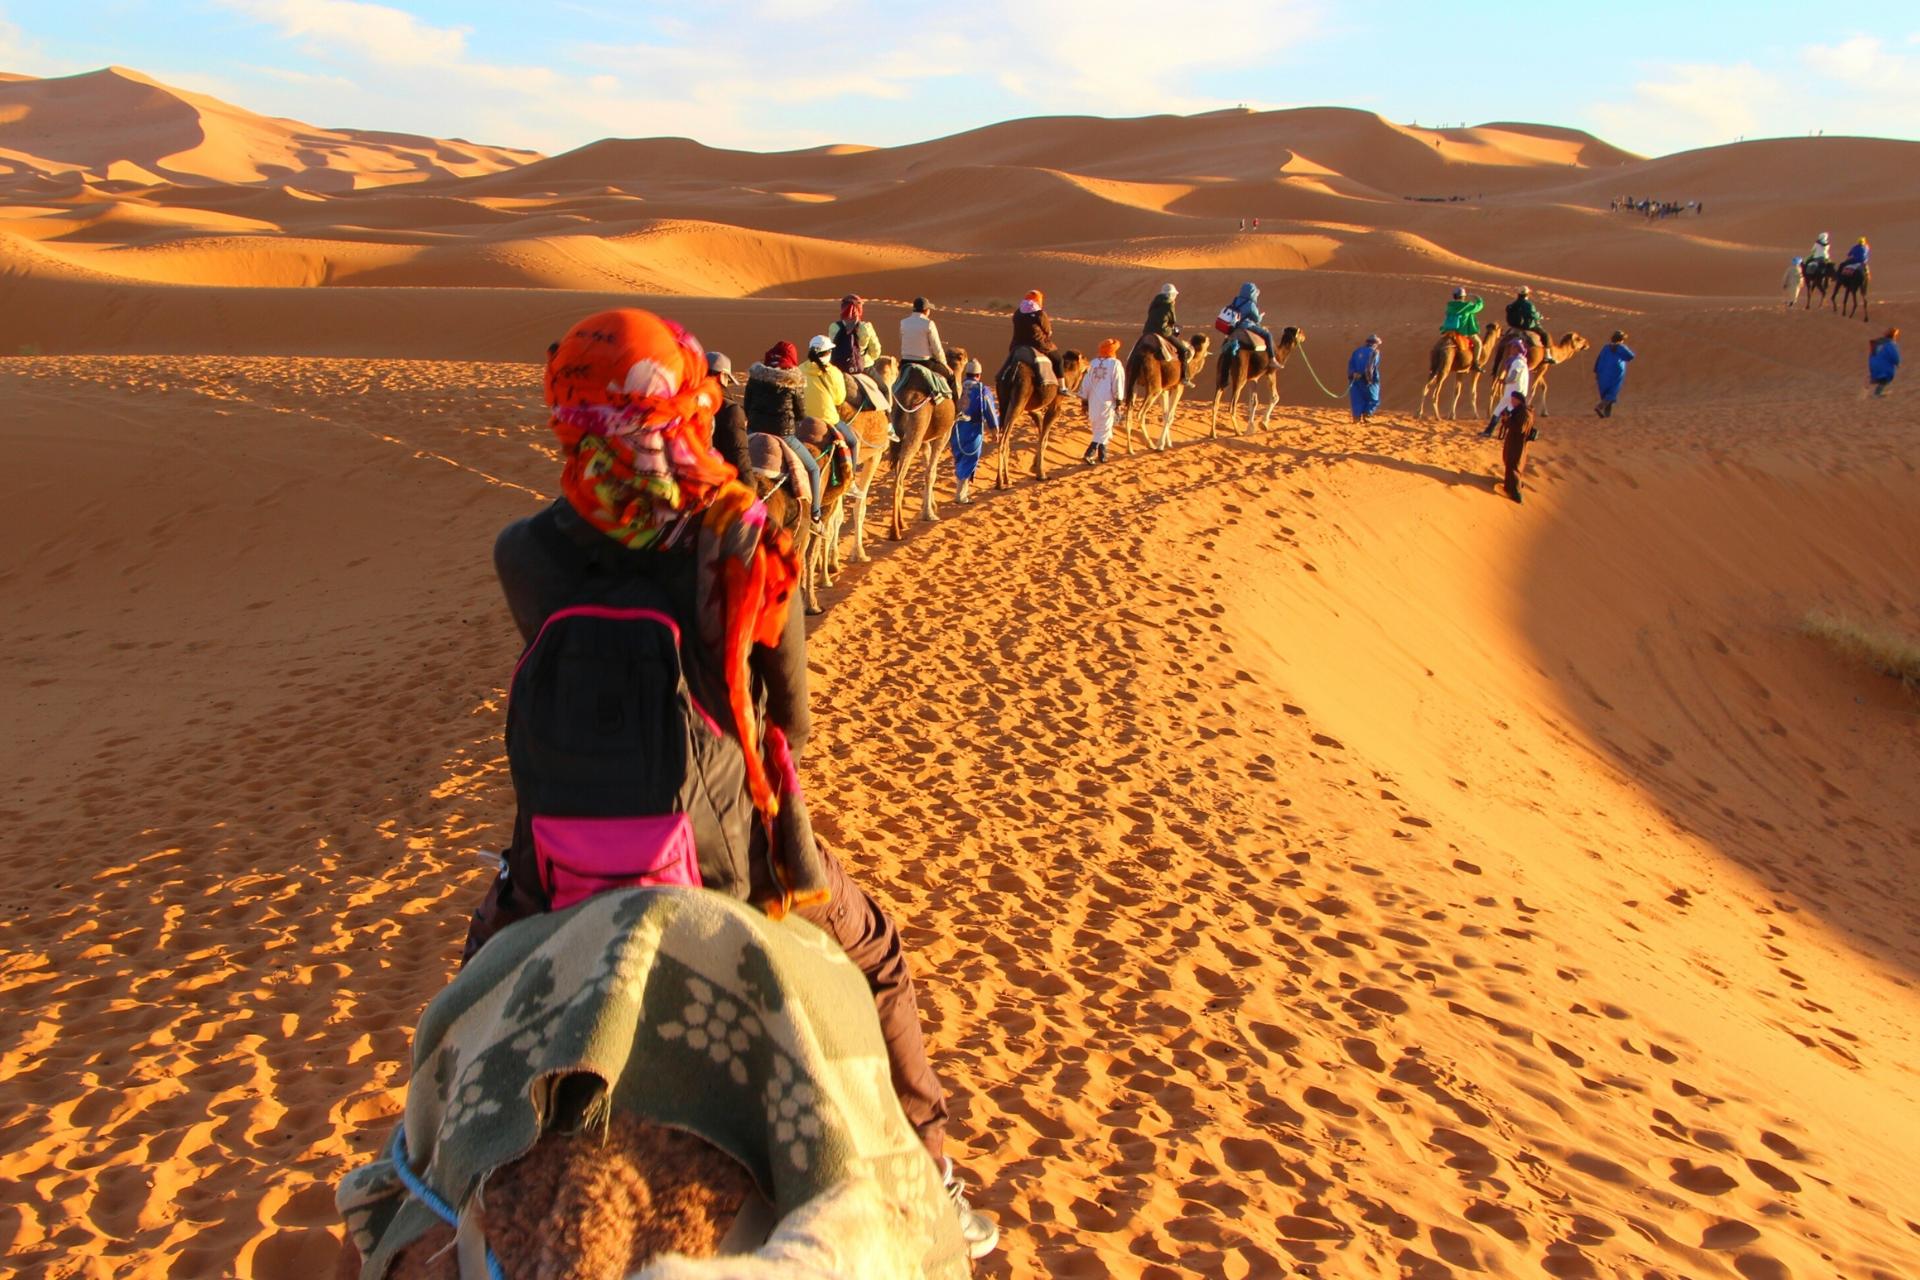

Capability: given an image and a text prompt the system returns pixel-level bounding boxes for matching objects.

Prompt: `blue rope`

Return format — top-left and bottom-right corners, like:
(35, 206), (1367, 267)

(392, 1129), (508, 1280)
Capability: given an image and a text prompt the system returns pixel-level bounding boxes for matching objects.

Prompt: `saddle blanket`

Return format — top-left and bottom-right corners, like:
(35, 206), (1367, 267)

(335, 889), (966, 1280)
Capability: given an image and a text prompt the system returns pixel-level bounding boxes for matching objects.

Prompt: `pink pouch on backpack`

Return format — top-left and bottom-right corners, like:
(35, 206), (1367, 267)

(532, 814), (701, 910)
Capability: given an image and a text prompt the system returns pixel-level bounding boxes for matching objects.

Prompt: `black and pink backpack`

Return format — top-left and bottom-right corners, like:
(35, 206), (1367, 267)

(504, 577), (756, 909)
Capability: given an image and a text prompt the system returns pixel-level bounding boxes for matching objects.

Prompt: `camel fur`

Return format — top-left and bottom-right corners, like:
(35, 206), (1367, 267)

(885, 347), (968, 540)
(1493, 329), (1589, 415)
(1416, 322), (1499, 420)
(1209, 326), (1302, 437)
(338, 1114), (755, 1280)
(993, 349), (1087, 486)
(833, 356), (897, 569)
(1123, 331), (1210, 453)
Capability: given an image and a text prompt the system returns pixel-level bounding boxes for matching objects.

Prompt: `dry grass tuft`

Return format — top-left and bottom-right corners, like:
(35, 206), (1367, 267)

(1802, 611), (1920, 695)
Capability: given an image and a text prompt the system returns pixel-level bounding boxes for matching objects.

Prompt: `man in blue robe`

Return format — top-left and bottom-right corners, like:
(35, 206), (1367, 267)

(1347, 335), (1382, 421)
(1594, 331), (1635, 418)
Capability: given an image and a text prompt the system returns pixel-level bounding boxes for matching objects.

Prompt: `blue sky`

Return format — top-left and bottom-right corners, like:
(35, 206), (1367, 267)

(3, 1), (1916, 158)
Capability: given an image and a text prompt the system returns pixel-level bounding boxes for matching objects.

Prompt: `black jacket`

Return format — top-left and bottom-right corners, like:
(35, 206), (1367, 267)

(743, 363), (805, 437)
(1143, 294), (1179, 340)
(1506, 296), (1542, 330)
(712, 402), (752, 481)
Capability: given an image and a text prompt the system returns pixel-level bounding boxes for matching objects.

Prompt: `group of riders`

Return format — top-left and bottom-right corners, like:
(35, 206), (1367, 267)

(1790, 232), (1871, 297)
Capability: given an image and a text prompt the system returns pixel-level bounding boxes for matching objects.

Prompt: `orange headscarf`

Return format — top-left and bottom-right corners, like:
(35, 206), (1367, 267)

(1098, 338), (1121, 358)
(545, 308), (800, 828)
(1024, 289), (1044, 307)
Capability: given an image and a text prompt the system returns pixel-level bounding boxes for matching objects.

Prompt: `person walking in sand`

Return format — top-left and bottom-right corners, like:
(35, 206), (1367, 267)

(1079, 338), (1125, 463)
(1593, 331), (1634, 418)
(1783, 257), (1804, 307)
(1347, 334), (1382, 422)
(1868, 328), (1901, 397)
(1495, 389), (1537, 503)
(1484, 335), (1530, 434)
(950, 359), (998, 502)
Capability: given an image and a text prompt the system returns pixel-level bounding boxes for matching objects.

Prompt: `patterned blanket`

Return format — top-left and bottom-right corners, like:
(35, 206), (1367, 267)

(337, 888), (966, 1279)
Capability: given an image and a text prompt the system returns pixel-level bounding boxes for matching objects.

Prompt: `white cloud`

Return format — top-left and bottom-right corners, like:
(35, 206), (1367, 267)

(1588, 62), (1784, 153)
(1588, 31), (1920, 154)
(0, 8), (74, 77)
(213, 0), (1321, 153)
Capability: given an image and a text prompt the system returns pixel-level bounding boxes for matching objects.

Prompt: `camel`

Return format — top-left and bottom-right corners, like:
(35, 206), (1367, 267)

(886, 346), (969, 539)
(993, 349), (1087, 485)
(749, 427), (850, 615)
(1416, 322), (1499, 420)
(1208, 326), (1302, 437)
(1122, 331), (1210, 453)
(351, 1114), (755, 1280)
(1492, 330), (1589, 415)
(829, 356), (897, 571)
(1832, 264), (1870, 321)
(1801, 258), (1835, 309)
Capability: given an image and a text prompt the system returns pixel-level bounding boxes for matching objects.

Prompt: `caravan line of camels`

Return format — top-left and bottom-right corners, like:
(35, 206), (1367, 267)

(754, 311), (1585, 615)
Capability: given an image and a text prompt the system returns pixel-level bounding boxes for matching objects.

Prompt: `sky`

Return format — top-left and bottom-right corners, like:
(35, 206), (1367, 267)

(2, 1), (1916, 159)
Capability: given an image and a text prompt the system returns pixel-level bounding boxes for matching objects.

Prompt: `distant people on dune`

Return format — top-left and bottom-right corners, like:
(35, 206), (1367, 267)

(1784, 257), (1804, 306)
(1615, 197), (1702, 219)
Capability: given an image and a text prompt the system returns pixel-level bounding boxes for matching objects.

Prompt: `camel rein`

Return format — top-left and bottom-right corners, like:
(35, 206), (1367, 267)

(393, 1129), (509, 1280)
(1293, 346), (1345, 400)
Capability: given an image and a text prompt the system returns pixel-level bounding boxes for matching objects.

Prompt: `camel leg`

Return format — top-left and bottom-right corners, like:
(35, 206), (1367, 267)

(1159, 390), (1178, 450)
(1260, 380), (1278, 430)
(1031, 405), (1053, 480)
(920, 441), (942, 522)
(1124, 399), (1139, 456)
(994, 413), (1014, 489)
(848, 454), (880, 563)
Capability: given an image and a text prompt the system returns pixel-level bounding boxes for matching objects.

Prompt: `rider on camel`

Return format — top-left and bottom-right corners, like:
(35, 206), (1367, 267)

(1506, 287), (1555, 363)
(898, 296), (954, 392)
(826, 294), (882, 377)
(1009, 290), (1062, 381)
(1143, 283), (1195, 387)
(1842, 237), (1870, 276)
(1442, 286), (1485, 358)
(1221, 283), (1276, 359)
(1806, 232), (1832, 268)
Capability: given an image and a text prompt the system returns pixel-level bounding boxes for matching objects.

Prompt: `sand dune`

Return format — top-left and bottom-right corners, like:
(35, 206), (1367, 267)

(0, 67), (540, 192)
(2, 64), (1918, 1280)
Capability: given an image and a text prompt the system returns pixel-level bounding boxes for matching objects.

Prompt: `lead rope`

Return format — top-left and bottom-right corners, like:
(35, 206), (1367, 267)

(1292, 346), (1346, 400)
(392, 1130), (508, 1280)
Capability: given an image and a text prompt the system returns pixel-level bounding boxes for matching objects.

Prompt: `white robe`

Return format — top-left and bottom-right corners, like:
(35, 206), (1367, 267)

(1497, 354), (1530, 415)
(1080, 357), (1125, 444)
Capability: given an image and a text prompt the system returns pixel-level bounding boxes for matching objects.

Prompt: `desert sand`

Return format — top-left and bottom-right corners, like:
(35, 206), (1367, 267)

(1, 67), (1917, 1280)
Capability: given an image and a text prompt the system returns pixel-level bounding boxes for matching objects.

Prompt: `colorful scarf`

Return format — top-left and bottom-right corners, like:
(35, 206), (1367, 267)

(839, 294), (864, 322)
(1098, 338), (1120, 359)
(547, 308), (800, 831)
(765, 341), (798, 370)
(1019, 290), (1043, 314)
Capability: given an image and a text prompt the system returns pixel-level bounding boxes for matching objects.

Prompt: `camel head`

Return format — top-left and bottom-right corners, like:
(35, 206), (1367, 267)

(1187, 331), (1211, 362)
(1561, 333), (1590, 356)
(947, 346), (970, 376)
(871, 355), (898, 384)
(1059, 349), (1088, 390)
(1281, 325), (1303, 347)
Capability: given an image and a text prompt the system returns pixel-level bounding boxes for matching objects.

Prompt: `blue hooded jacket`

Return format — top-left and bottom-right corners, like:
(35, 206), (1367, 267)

(1227, 283), (1263, 326)
(1869, 338), (1900, 382)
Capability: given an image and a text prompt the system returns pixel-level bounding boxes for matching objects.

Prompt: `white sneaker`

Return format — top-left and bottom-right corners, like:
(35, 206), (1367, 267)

(943, 1159), (999, 1259)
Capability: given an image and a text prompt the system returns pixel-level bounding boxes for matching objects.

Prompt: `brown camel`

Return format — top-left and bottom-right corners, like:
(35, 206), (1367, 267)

(1493, 329), (1589, 415)
(1209, 326), (1302, 437)
(340, 1114), (755, 1280)
(1123, 331), (1211, 453)
(1416, 322), (1499, 420)
(749, 427), (849, 615)
(886, 346), (968, 539)
(830, 356), (897, 571)
(993, 350), (1087, 485)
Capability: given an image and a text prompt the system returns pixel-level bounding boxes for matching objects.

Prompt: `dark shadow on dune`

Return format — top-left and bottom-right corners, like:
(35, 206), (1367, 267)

(1513, 452), (1920, 979)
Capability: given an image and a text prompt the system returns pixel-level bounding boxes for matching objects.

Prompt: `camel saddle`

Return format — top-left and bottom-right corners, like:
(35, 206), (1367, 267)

(1442, 331), (1476, 362)
(847, 371), (890, 414)
(1141, 332), (1184, 362)
(1012, 345), (1059, 386)
(747, 432), (815, 510)
(1227, 326), (1267, 355)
